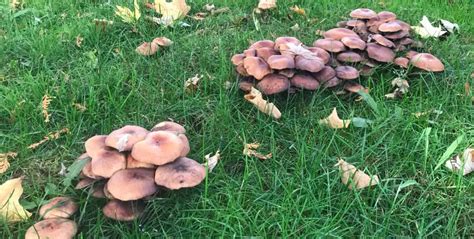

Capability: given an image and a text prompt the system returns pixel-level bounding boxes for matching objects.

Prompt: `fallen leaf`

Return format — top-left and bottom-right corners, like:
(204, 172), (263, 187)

(0, 177), (32, 222)
(192, 12), (207, 21)
(203, 150), (220, 172)
(335, 159), (379, 190)
(244, 87), (281, 119)
(184, 74), (202, 93)
(153, 0), (191, 26)
(72, 103), (87, 112)
(136, 42), (159, 56)
(203, 4), (215, 12)
(290, 5), (305, 15)
(243, 143), (272, 160)
(319, 108), (351, 129)
(0, 152), (17, 174)
(440, 19), (459, 33)
(385, 78), (409, 99)
(75, 35), (83, 48)
(58, 163), (67, 176)
(290, 23), (300, 31)
(258, 0), (276, 10)
(41, 94), (53, 123)
(445, 148), (474, 175)
(115, 0), (141, 23)
(28, 128), (69, 149)
(412, 16), (447, 38)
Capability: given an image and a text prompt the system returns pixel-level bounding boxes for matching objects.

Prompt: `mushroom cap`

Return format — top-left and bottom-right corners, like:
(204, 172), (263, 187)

(178, 134), (190, 157)
(366, 43), (395, 62)
(256, 47), (278, 61)
(344, 82), (368, 93)
(236, 63), (249, 76)
(238, 78), (256, 92)
(25, 219), (77, 239)
(290, 74), (320, 90)
(91, 183), (106, 198)
(126, 154), (156, 169)
(384, 30), (409, 40)
(154, 157), (206, 190)
(394, 57), (409, 68)
(393, 20), (411, 32)
(360, 65), (375, 76)
(406, 50), (419, 59)
(82, 160), (102, 179)
(346, 20), (366, 28)
(243, 57), (272, 80)
(278, 69), (296, 78)
(249, 40), (275, 50)
(243, 49), (256, 58)
(105, 125), (149, 152)
(322, 77), (342, 88)
(274, 37), (302, 51)
(313, 39), (346, 53)
(323, 28), (359, 40)
(39, 197), (78, 219)
(371, 34), (395, 48)
(335, 66), (360, 80)
(131, 131), (184, 165)
(313, 66), (336, 82)
(231, 53), (245, 66)
(306, 47), (330, 64)
(398, 37), (414, 46)
(107, 168), (157, 201)
(256, 74), (290, 95)
(102, 200), (145, 221)
(410, 53), (445, 72)
(337, 21), (348, 28)
(75, 177), (96, 189)
(350, 8), (377, 19)
(378, 21), (402, 32)
(295, 56), (325, 73)
(267, 55), (295, 70)
(151, 121), (186, 134)
(340, 37), (366, 50)
(151, 37), (173, 47)
(337, 51), (363, 63)
(85, 135), (110, 158)
(91, 150), (126, 178)
(103, 184), (115, 200)
(377, 11), (397, 22)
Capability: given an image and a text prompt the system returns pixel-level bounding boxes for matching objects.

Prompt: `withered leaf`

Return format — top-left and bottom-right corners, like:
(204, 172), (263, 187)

(445, 148), (474, 175)
(335, 159), (379, 190)
(244, 87), (281, 119)
(0, 152), (17, 174)
(243, 143), (272, 160)
(0, 177), (32, 222)
(319, 108), (351, 129)
(203, 150), (220, 172)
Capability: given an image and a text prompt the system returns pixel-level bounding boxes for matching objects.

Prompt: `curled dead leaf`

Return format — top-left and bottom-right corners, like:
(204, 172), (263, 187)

(290, 5), (305, 15)
(385, 78), (409, 99)
(258, 0), (276, 10)
(445, 148), (474, 175)
(0, 177), (32, 222)
(336, 159), (379, 190)
(154, 0), (191, 25)
(75, 35), (83, 48)
(319, 108), (351, 129)
(184, 74), (202, 93)
(243, 143), (272, 160)
(244, 87), (281, 119)
(203, 150), (220, 172)
(0, 152), (17, 174)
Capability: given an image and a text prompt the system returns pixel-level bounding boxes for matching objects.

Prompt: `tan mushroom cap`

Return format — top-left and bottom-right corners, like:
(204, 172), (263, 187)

(39, 197), (78, 219)
(249, 40), (275, 50)
(278, 69), (296, 78)
(323, 28), (359, 40)
(313, 66), (336, 82)
(337, 51), (363, 63)
(313, 39), (346, 53)
(377, 11), (397, 22)
(85, 135), (110, 158)
(75, 177), (96, 189)
(267, 55), (295, 70)
(25, 218), (77, 239)
(307, 47), (330, 64)
(126, 154), (156, 169)
(178, 134), (190, 157)
(344, 82), (368, 93)
(105, 125), (149, 152)
(231, 53), (245, 66)
(346, 20), (366, 28)
(236, 63), (249, 76)
(393, 20), (411, 32)
(295, 56), (325, 73)
(340, 37), (366, 50)
(394, 57), (409, 68)
(151, 121), (186, 134)
(371, 34), (395, 48)
(274, 37), (302, 51)
(350, 8), (377, 19)
(366, 43), (395, 63)
(406, 50), (419, 59)
(322, 77), (342, 88)
(410, 53), (445, 72)
(103, 184), (115, 200)
(256, 74), (290, 95)
(378, 21), (402, 32)
(131, 131), (183, 165)
(82, 160), (103, 180)
(243, 57), (272, 80)
(102, 200), (145, 221)
(256, 47), (278, 61)
(335, 66), (359, 80)
(107, 168), (157, 201)
(384, 30), (409, 40)
(152, 37), (173, 47)
(238, 78), (256, 92)
(91, 183), (106, 198)
(91, 150), (126, 178)
(399, 37), (414, 46)
(290, 74), (320, 90)
(360, 65), (375, 76)
(154, 157), (206, 190)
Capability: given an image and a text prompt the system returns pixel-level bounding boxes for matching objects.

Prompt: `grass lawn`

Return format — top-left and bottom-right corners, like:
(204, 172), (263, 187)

(1, 0), (473, 237)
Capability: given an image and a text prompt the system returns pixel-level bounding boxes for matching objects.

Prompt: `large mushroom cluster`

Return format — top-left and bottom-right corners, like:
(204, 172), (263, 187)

(75, 122), (206, 221)
(232, 8), (445, 95)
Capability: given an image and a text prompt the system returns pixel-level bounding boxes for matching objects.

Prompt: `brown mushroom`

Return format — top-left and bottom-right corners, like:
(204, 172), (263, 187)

(335, 66), (359, 80)
(366, 43), (395, 63)
(336, 21), (348, 28)
(278, 69), (296, 78)
(274, 37), (302, 51)
(85, 135), (110, 158)
(313, 39), (346, 53)
(39, 197), (78, 219)
(406, 50), (419, 59)
(154, 157), (206, 190)
(151, 121), (186, 134)
(346, 20), (366, 28)
(25, 219), (77, 239)
(102, 200), (145, 221)
(371, 34), (395, 48)
(131, 131), (184, 165)
(295, 56), (325, 73)
(256, 47), (278, 61)
(249, 40), (275, 49)
(91, 150), (126, 178)
(290, 74), (320, 90)
(384, 30), (409, 40)
(399, 38), (414, 46)
(344, 82), (368, 93)
(350, 8), (377, 19)
(236, 63), (249, 76)
(126, 154), (156, 169)
(323, 28), (359, 40)
(178, 134), (190, 157)
(410, 53), (445, 72)
(340, 37), (366, 50)
(107, 168), (157, 201)
(322, 77), (342, 88)
(103, 184), (115, 200)
(394, 57), (409, 68)
(243, 57), (272, 80)
(307, 47), (331, 64)
(231, 53), (245, 66)
(360, 65), (375, 76)
(256, 74), (290, 95)
(243, 49), (256, 57)
(377, 11), (397, 22)
(313, 66), (336, 83)
(105, 125), (149, 152)
(378, 21), (402, 32)
(75, 177), (96, 189)
(267, 55), (295, 70)
(238, 78), (256, 92)
(82, 160), (102, 180)
(337, 51), (363, 63)
(91, 183), (106, 198)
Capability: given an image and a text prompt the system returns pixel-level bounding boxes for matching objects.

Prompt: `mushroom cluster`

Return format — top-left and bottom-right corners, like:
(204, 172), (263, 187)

(232, 8), (445, 95)
(75, 122), (206, 221)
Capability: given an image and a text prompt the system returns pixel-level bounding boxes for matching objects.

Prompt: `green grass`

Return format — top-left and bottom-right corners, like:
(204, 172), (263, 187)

(1, 0), (473, 237)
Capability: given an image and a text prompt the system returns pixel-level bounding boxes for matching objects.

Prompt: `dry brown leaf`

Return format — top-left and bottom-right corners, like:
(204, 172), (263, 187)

(258, 0), (276, 10)
(28, 128), (70, 149)
(244, 87), (281, 119)
(203, 150), (220, 172)
(184, 74), (202, 93)
(319, 108), (351, 129)
(0, 152), (17, 174)
(335, 159), (379, 190)
(385, 78), (409, 99)
(290, 5), (306, 15)
(136, 42), (159, 56)
(154, 0), (190, 25)
(445, 148), (474, 175)
(243, 143), (272, 160)
(41, 94), (53, 123)
(75, 35), (83, 48)
(0, 177), (32, 222)
(72, 103), (87, 112)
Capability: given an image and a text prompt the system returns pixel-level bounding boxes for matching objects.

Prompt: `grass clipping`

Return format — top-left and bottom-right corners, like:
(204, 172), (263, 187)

(244, 87), (281, 119)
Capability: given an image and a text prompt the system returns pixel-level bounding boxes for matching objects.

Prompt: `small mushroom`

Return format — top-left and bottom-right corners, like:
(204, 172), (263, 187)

(256, 47), (278, 61)
(336, 21), (348, 28)
(178, 134), (190, 157)
(344, 82), (368, 93)
(126, 154), (156, 169)
(107, 168), (157, 201)
(377, 11), (397, 22)
(249, 40), (275, 49)
(313, 66), (336, 83)
(154, 157), (206, 190)
(290, 74), (320, 90)
(313, 39), (346, 53)
(91, 150), (126, 178)
(350, 8), (377, 19)
(384, 30), (409, 40)
(322, 77), (342, 88)
(75, 177), (96, 189)
(105, 125), (149, 152)
(337, 51), (363, 63)
(323, 28), (359, 40)
(360, 65), (375, 76)
(84, 135), (110, 158)
(406, 50), (419, 59)
(151, 121), (186, 134)
(399, 37), (414, 46)
(25, 219), (77, 239)
(371, 34), (395, 48)
(236, 63), (249, 76)
(256, 74), (290, 95)
(307, 47), (331, 64)
(82, 160), (102, 180)
(39, 197), (78, 219)
(243, 49), (256, 57)
(131, 131), (184, 165)
(91, 183), (106, 198)
(340, 37), (366, 50)
(102, 200), (145, 221)
(378, 21), (402, 32)
(335, 66), (359, 80)
(295, 56), (325, 73)
(274, 37), (302, 51)
(394, 57), (409, 68)
(410, 53), (445, 72)
(243, 57), (272, 80)
(238, 78), (256, 92)
(278, 69), (296, 78)
(346, 20), (366, 28)
(103, 184), (115, 200)
(231, 54), (245, 66)
(366, 43), (395, 63)
(267, 55), (295, 70)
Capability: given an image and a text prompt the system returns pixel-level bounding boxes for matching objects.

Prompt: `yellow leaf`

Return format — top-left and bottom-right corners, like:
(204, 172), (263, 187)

(134, 0), (141, 21)
(0, 152), (17, 174)
(258, 0), (276, 10)
(335, 159), (379, 190)
(319, 108), (351, 129)
(154, 0), (190, 25)
(0, 177), (32, 222)
(115, 0), (140, 24)
(290, 5), (305, 15)
(244, 87), (281, 119)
